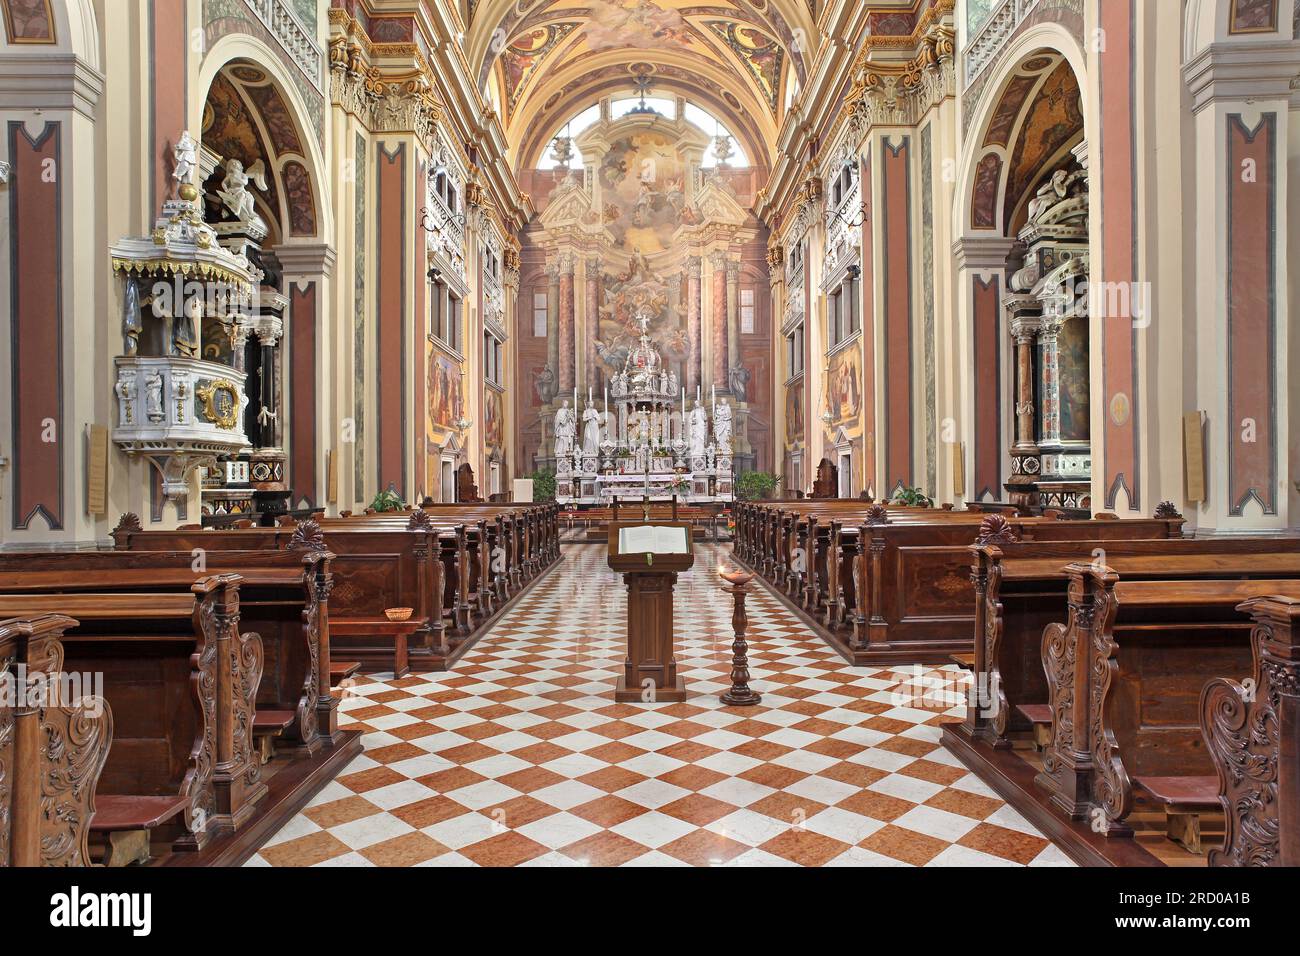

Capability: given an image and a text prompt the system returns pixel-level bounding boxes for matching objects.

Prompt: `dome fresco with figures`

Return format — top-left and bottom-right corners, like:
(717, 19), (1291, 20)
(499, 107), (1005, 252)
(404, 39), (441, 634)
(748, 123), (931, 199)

(3, 0), (1300, 879)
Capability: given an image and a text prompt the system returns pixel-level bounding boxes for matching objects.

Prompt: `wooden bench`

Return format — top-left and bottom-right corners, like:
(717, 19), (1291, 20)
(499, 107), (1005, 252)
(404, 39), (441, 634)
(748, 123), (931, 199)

(1035, 566), (1300, 843)
(0, 613), (113, 867)
(736, 503), (1185, 665)
(330, 617), (419, 678)
(961, 533), (1300, 753)
(1200, 595), (1300, 866)
(0, 547), (340, 750)
(0, 580), (256, 854)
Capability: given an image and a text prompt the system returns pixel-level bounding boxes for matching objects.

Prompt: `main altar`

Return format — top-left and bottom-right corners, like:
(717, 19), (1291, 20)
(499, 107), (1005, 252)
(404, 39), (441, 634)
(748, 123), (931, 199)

(554, 315), (734, 505)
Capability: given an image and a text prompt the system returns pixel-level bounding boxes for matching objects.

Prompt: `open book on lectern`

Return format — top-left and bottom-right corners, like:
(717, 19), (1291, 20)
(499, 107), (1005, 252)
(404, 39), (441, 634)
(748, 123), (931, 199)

(617, 525), (689, 555)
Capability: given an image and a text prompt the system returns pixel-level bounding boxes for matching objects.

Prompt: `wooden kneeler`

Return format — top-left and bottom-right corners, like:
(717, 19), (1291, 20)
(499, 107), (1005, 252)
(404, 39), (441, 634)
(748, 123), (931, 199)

(91, 795), (190, 867)
(253, 710), (297, 764)
(1135, 776), (1221, 854)
(1015, 703), (1053, 752)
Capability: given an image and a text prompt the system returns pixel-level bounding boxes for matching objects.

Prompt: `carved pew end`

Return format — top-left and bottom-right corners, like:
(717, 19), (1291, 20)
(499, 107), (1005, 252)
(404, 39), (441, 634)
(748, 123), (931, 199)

(91, 795), (190, 867)
(1015, 703), (1053, 752)
(253, 709), (297, 764)
(1134, 776), (1220, 855)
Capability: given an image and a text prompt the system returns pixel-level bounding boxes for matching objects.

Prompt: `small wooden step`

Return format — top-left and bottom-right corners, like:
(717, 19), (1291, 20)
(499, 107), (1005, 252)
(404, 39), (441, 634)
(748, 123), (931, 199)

(253, 709), (297, 764)
(1015, 703), (1052, 726)
(92, 794), (189, 832)
(1135, 775), (1219, 809)
(1135, 775), (1221, 855)
(1015, 703), (1053, 751)
(330, 660), (362, 685)
(91, 793), (189, 867)
(948, 652), (975, 670)
(253, 710), (296, 734)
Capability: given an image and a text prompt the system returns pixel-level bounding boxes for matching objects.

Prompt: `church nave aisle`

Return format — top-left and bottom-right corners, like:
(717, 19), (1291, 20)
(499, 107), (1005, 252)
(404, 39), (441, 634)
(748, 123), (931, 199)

(246, 545), (1069, 868)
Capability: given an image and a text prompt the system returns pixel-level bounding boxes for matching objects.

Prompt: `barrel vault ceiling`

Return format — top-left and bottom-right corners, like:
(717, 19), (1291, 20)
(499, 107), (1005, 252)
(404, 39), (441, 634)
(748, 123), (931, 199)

(467, 0), (910, 172)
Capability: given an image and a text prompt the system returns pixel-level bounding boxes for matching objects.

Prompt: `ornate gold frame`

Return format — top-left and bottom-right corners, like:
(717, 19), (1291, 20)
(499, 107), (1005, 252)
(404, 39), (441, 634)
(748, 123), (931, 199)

(196, 379), (241, 430)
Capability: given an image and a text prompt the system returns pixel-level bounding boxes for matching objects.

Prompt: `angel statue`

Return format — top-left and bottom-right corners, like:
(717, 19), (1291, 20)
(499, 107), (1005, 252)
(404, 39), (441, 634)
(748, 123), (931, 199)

(217, 157), (268, 228)
(173, 131), (198, 192)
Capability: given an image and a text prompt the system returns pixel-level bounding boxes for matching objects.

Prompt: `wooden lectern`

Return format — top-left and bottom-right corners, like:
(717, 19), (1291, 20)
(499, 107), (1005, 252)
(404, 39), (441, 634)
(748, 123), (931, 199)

(606, 521), (695, 703)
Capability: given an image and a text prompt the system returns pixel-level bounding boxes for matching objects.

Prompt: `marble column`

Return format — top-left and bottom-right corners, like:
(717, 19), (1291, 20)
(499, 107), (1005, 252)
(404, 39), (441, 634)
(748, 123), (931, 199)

(686, 257), (702, 397)
(558, 254), (575, 393)
(546, 263), (560, 384)
(585, 257), (601, 392)
(711, 254), (728, 389)
(1036, 314), (1064, 458)
(1010, 319), (1039, 454)
(726, 260), (741, 379)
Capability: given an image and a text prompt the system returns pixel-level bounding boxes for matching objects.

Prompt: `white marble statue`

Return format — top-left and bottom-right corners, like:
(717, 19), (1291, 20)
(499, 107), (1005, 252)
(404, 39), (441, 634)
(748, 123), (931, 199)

(713, 398), (733, 454)
(217, 158), (269, 227)
(173, 131), (198, 190)
(688, 399), (709, 458)
(553, 399), (576, 458)
(145, 371), (165, 424)
(582, 401), (601, 457)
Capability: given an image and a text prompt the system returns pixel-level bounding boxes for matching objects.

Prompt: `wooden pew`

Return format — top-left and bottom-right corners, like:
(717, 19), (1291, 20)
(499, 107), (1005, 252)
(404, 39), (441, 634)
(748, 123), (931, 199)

(1202, 595), (1300, 866)
(963, 531), (1300, 753)
(1034, 564), (1300, 844)
(114, 505), (558, 673)
(0, 614), (113, 867)
(735, 502), (1184, 665)
(113, 515), (451, 672)
(0, 578), (259, 856)
(0, 547), (339, 752)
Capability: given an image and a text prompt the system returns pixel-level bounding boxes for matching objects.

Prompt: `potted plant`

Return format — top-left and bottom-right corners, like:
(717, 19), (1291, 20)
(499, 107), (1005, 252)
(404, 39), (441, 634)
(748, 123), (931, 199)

(890, 484), (933, 508)
(370, 487), (405, 512)
(734, 470), (779, 501)
(527, 468), (557, 503)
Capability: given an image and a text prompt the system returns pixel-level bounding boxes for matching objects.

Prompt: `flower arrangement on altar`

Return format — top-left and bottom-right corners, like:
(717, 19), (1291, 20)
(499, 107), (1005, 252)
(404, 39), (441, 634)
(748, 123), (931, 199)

(668, 473), (691, 494)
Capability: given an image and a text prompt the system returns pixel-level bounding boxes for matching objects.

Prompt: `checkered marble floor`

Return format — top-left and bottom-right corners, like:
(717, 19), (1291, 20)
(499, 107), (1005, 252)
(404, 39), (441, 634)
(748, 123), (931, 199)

(246, 544), (1073, 867)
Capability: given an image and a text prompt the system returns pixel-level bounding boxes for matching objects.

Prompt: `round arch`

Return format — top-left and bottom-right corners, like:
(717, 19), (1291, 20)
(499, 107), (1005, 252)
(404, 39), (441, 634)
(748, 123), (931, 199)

(952, 22), (1091, 244)
(194, 33), (333, 242)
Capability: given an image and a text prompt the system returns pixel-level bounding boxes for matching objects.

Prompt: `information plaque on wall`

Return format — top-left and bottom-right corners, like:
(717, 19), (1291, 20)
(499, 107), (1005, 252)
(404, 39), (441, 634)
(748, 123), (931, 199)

(86, 424), (108, 516)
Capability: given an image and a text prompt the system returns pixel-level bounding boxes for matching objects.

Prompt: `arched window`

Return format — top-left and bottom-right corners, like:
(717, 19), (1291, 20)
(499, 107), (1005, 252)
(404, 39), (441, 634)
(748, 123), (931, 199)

(682, 102), (749, 168)
(536, 105), (601, 169)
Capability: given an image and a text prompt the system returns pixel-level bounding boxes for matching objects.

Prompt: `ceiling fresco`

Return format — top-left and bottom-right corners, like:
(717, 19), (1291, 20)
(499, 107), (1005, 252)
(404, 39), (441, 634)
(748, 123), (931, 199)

(470, 0), (820, 169)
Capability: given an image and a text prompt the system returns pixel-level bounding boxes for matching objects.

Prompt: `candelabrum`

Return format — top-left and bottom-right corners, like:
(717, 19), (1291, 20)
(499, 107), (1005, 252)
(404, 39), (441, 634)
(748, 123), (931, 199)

(717, 567), (760, 706)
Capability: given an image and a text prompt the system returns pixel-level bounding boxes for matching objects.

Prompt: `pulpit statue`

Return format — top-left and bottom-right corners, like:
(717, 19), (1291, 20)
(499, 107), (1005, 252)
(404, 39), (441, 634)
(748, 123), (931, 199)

(713, 398), (733, 455)
(145, 371), (164, 423)
(688, 399), (708, 458)
(171, 295), (201, 358)
(582, 400), (602, 457)
(173, 131), (198, 194)
(553, 399), (576, 458)
(122, 276), (143, 355)
(216, 157), (269, 230)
